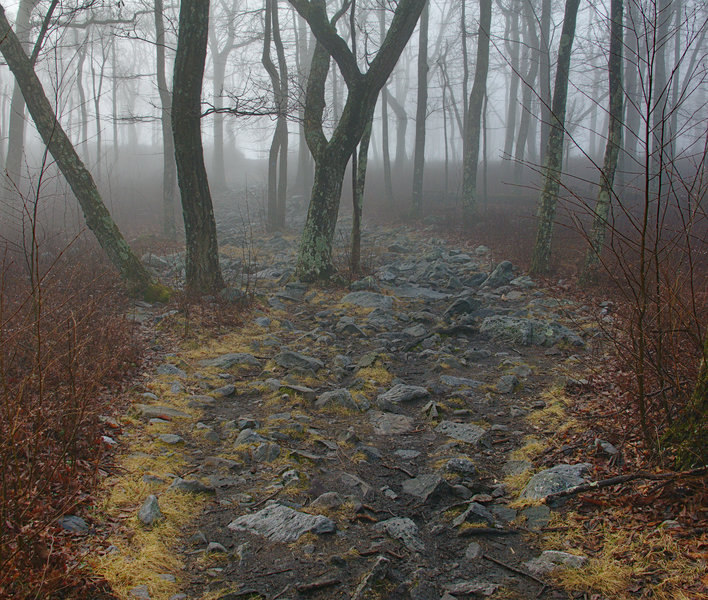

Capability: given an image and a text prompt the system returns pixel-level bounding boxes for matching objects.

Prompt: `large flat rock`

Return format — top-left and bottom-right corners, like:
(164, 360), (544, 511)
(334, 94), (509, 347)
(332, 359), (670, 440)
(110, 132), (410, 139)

(341, 291), (394, 309)
(521, 463), (592, 500)
(369, 411), (415, 435)
(228, 503), (336, 542)
(199, 353), (262, 369)
(436, 421), (487, 445)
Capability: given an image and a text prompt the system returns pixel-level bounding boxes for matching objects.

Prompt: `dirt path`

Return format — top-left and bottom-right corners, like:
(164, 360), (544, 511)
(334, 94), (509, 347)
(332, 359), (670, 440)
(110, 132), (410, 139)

(103, 225), (595, 600)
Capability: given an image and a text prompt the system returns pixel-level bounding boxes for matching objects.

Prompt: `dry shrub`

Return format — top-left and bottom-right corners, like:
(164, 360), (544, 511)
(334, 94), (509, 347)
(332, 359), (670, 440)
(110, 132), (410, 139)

(0, 235), (141, 599)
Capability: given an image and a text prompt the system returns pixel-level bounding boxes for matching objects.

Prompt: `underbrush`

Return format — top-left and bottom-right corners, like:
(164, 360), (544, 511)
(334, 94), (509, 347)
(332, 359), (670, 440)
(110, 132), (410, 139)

(0, 237), (143, 599)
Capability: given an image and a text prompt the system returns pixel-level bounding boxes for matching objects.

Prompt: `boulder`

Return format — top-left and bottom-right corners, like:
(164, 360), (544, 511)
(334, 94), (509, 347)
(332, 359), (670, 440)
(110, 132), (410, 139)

(228, 503), (336, 542)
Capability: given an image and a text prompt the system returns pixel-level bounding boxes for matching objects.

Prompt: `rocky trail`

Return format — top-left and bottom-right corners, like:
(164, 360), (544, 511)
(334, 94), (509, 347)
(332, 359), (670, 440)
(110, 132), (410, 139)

(105, 224), (602, 600)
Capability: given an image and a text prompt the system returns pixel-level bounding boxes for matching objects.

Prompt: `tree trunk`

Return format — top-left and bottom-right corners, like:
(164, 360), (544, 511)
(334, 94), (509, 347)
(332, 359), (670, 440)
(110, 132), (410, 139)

(350, 106), (374, 275)
(4, 0), (40, 195)
(379, 7), (393, 207)
(581, 0), (624, 282)
(290, 0), (426, 281)
(530, 0), (581, 274)
(154, 0), (177, 239)
(273, 0), (289, 228)
(0, 4), (154, 294)
(461, 0), (492, 223)
(539, 0), (552, 162)
(503, 2), (521, 160)
(514, 0), (540, 179)
(620, 0), (640, 182)
(294, 12), (314, 202)
(387, 90), (408, 173)
(212, 55), (228, 190)
(172, 0), (224, 293)
(411, 1), (429, 217)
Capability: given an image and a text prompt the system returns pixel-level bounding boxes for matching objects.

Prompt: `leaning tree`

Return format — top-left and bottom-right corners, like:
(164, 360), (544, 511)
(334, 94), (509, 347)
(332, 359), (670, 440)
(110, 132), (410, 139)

(288, 0), (427, 281)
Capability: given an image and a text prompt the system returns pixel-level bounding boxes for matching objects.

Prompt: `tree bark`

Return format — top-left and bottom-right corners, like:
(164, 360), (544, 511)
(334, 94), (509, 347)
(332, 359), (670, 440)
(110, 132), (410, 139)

(387, 90), (408, 173)
(514, 0), (540, 179)
(350, 105), (374, 275)
(411, 1), (429, 217)
(0, 4), (154, 294)
(461, 0), (492, 223)
(154, 0), (177, 239)
(581, 0), (623, 282)
(530, 0), (581, 274)
(539, 0), (552, 162)
(172, 0), (224, 293)
(379, 7), (393, 207)
(290, 0), (426, 281)
(502, 1), (521, 160)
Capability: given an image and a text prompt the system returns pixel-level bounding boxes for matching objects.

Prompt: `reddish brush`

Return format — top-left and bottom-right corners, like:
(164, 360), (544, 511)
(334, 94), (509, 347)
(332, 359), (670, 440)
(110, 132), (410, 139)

(0, 236), (142, 599)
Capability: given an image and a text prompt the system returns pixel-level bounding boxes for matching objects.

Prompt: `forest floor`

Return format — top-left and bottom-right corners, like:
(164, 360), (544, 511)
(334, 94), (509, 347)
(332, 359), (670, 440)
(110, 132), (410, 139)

(86, 221), (706, 600)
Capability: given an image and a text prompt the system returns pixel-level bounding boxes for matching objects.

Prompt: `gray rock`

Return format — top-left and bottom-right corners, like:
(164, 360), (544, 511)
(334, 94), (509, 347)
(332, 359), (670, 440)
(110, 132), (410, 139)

(483, 260), (515, 288)
(199, 353), (262, 369)
(228, 503), (336, 542)
(521, 463), (592, 500)
(480, 316), (584, 347)
(169, 477), (215, 494)
(524, 550), (588, 576)
(395, 449), (421, 459)
(274, 350), (324, 372)
(341, 291), (394, 309)
(440, 375), (483, 389)
(366, 309), (398, 331)
(340, 472), (372, 498)
(445, 457), (477, 476)
(436, 421), (487, 445)
(465, 542), (483, 559)
(496, 374), (519, 394)
(376, 384), (429, 410)
(594, 438), (618, 455)
(58, 515), (89, 532)
(315, 388), (359, 411)
(128, 585), (151, 599)
(335, 317), (367, 337)
(453, 502), (496, 527)
(156, 363), (187, 378)
(310, 492), (344, 509)
(510, 275), (536, 288)
(157, 433), (183, 445)
(393, 284), (450, 300)
(236, 428), (266, 446)
(446, 580), (498, 596)
(138, 495), (163, 527)
(206, 542), (228, 553)
(402, 474), (452, 503)
(134, 404), (189, 421)
(443, 296), (483, 318)
(211, 384), (236, 398)
(253, 442), (281, 462)
(375, 517), (424, 552)
(522, 504), (551, 530)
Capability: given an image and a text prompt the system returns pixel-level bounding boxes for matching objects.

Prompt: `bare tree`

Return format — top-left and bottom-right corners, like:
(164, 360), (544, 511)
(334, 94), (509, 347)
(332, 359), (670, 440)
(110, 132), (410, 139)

(529, 0), (581, 274)
(289, 0), (426, 281)
(411, 0), (428, 217)
(461, 0), (492, 222)
(581, 0), (623, 282)
(172, 0), (224, 293)
(0, 3), (154, 294)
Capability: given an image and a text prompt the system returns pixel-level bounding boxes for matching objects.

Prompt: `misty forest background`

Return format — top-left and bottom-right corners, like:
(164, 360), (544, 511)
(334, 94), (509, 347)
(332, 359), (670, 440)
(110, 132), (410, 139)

(0, 0), (706, 595)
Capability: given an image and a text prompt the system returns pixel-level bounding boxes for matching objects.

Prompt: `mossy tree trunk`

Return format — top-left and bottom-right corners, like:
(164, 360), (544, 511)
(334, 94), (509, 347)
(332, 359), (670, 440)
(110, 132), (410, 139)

(0, 4), (154, 294)
(461, 0), (492, 225)
(290, 0), (426, 281)
(529, 0), (581, 275)
(172, 0), (224, 294)
(581, 0), (623, 282)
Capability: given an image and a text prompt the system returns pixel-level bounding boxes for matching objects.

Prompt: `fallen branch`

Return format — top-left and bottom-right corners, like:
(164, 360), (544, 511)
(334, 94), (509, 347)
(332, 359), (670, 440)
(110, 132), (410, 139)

(295, 577), (341, 593)
(543, 465), (707, 504)
(482, 553), (548, 588)
(457, 527), (520, 537)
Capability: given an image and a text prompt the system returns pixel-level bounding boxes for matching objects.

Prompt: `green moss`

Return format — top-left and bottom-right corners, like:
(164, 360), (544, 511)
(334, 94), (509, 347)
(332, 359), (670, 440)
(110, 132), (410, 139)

(142, 282), (174, 303)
